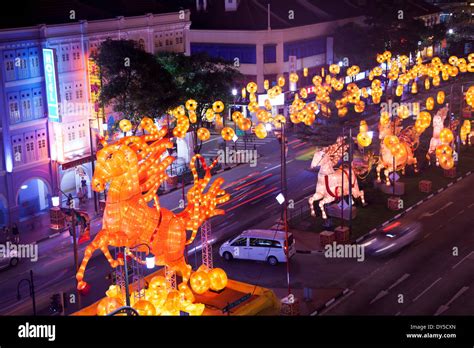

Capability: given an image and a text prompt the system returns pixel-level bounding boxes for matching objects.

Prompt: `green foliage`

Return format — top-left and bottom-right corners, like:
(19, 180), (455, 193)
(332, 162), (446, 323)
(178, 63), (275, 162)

(157, 52), (243, 152)
(334, 5), (448, 70)
(95, 39), (180, 132)
(157, 52), (243, 118)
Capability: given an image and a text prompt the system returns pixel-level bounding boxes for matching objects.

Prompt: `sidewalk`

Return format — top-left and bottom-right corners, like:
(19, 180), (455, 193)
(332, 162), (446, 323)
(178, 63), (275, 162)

(19, 196), (102, 245)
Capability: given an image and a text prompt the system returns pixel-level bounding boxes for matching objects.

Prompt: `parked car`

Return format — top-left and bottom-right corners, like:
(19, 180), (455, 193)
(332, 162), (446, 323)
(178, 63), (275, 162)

(219, 229), (295, 266)
(362, 221), (422, 257)
(0, 248), (19, 270)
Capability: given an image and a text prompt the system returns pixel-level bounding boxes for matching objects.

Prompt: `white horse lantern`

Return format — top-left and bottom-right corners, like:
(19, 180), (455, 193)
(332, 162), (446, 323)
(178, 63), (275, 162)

(308, 138), (366, 219)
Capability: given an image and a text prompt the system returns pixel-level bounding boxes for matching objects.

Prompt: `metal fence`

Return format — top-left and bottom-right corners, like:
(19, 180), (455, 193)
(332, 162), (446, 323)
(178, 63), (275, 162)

(288, 197), (312, 227)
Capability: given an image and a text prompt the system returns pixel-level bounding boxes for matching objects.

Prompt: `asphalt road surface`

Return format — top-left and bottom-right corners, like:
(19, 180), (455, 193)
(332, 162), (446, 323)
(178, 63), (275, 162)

(321, 172), (474, 316)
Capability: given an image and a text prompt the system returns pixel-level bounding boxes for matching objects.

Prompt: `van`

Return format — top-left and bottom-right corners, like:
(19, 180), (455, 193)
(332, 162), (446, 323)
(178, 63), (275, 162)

(219, 229), (295, 266)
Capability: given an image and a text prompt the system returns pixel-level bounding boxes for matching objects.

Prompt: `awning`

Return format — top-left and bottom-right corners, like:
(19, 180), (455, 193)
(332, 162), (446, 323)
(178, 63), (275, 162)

(61, 155), (95, 170)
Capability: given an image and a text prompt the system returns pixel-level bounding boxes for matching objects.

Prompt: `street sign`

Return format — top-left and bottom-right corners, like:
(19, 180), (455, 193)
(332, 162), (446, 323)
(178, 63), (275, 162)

(222, 293), (252, 313)
(42, 48), (60, 122)
(289, 55), (297, 73)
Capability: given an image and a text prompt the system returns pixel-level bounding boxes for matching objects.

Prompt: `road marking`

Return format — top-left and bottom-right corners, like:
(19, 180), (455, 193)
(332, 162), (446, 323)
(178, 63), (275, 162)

(434, 286), (469, 316)
(370, 273), (410, 304)
(457, 209), (465, 216)
(412, 277), (442, 302)
(468, 203), (474, 208)
(316, 289), (354, 315)
(370, 290), (388, 304)
(420, 201), (453, 218)
(395, 311), (401, 316)
(452, 251), (474, 269)
(423, 232), (432, 239)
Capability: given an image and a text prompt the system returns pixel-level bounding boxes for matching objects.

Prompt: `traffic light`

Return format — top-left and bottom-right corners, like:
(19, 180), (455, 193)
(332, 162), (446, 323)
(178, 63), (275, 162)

(49, 293), (63, 314)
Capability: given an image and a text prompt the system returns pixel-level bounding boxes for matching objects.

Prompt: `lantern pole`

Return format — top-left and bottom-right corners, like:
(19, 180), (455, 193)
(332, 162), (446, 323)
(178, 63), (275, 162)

(341, 127), (345, 226)
(349, 128), (353, 236)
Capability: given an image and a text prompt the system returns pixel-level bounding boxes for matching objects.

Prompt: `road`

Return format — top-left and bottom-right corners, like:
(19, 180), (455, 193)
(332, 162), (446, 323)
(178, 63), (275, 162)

(321, 172), (474, 316)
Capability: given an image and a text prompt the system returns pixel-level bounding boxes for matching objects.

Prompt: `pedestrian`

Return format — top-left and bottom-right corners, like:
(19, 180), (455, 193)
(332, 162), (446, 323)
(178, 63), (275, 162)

(81, 177), (88, 200)
(4, 226), (10, 242)
(67, 193), (75, 210)
(11, 223), (19, 244)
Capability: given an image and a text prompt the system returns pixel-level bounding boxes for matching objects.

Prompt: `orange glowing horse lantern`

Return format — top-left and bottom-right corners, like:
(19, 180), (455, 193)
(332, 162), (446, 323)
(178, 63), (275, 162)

(76, 118), (230, 295)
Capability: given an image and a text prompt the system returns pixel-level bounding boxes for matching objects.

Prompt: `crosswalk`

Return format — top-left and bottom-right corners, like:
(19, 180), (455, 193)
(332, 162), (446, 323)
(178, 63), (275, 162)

(200, 135), (276, 160)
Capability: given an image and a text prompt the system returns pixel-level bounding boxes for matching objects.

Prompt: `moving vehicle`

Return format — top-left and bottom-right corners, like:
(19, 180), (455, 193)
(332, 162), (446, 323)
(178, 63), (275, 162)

(219, 229), (295, 266)
(362, 221), (422, 257)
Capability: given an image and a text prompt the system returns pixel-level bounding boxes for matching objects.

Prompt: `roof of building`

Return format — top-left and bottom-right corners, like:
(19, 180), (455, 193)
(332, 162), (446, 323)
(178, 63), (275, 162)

(0, 0), (191, 30)
(189, 0), (367, 31)
(0, 0), (440, 31)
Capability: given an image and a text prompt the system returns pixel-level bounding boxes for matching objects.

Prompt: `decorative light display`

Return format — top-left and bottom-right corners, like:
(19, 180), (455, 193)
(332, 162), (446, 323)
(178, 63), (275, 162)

(460, 120), (471, 145)
(76, 120), (230, 315)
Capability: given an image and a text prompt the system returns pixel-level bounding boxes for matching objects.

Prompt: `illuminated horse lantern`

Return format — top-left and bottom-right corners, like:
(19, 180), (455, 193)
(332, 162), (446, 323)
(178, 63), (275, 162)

(376, 119), (419, 186)
(308, 137), (366, 219)
(76, 118), (230, 293)
(426, 105), (449, 166)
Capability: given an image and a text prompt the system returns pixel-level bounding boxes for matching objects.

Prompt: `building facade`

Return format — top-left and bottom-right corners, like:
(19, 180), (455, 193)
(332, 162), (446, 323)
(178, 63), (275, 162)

(0, 11), (191, 232)
(187, 0), (365, 93)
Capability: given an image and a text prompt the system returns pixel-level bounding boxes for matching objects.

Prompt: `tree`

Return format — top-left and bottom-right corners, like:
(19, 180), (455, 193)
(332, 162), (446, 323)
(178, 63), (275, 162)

(95, 39), (180, 133)
(334, 3), (448, 70)
(333, 22), (379, 71)
(156, 52), (243, 154)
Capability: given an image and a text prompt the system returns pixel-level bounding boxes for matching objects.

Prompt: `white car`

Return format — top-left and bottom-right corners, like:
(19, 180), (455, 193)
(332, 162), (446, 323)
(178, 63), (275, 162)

(0, 249), (18, 270)
(219, 229), (296, 266)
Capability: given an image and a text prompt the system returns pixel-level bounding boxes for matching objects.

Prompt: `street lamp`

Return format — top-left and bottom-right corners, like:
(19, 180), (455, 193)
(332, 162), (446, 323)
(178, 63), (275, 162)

(448, 28), (454, 35)
(122, 243), (154, 307)
(17, 270), (36, 316)
(231, 88), (237, 96)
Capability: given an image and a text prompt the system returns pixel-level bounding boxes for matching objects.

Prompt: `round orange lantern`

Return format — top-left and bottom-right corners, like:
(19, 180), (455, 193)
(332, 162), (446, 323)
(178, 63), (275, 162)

(426, 97), (435, 111)
(255, 123), (268, 139)
(97, 297), (124, 316)
(134, 299), (156, 316)
(278, 76), (285, 87)
(357, 132), (372, 147)
(238, 118), (252, 131)
(185, 99), (197, 111)
(232, 111), (244, 123)
(221, 127), (235, 141)
(212, 101), (225, 113)
(437, 91), (445, 104)
(119, 119), (132, 133)
(289, 72), (299, 83)
(209, 268), (228, 291)
(246, 82), (258, 94)
(197, 127), (211, 141)
(439, 128), (454, 144)
(439, 155), (454, 170)
(190, 271), (210, 295)
(435, 144), (453, 158)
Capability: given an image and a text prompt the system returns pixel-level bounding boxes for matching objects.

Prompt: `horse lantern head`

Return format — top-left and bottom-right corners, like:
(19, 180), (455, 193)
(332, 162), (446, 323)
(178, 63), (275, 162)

(91, 143), (136, 192)
(311, 149), (326, 169)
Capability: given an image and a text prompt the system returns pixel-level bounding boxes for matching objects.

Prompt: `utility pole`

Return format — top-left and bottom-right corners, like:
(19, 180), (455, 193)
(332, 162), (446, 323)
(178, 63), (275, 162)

(280, 122), (291, 295)
(88, 119), (98, 213)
